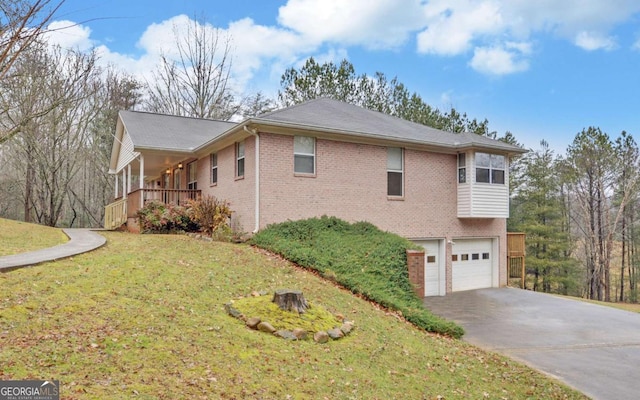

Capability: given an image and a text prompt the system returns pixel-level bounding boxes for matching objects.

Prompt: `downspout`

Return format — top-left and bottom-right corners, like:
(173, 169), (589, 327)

(243, 125), (260, 233)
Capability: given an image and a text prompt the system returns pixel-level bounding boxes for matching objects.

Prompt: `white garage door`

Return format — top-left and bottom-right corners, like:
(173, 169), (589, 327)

(415, 240), (444, 296)
(452, 239), (493, 292)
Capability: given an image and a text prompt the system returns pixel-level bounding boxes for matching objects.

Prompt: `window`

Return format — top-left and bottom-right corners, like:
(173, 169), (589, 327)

(472, 253), (480, 260)
(163, 173), (170, 189)
(458, 153), (466, 183)
(236, 141), (245, 178)
(187, 161), (197, 190)
(173, 168), (181, 189)
(387, 147), (403, 196)
(427, 255), (436, 263)
(482, 253), (490, 260)
(461, 254), (469, 261)
(475, 152), (505, 184)
(452, 254), (458, 262)
(210, 153), (218, 185)
(294, 136), (315, 174)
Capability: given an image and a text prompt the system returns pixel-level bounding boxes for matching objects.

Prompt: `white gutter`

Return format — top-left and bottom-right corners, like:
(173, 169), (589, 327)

(243, 125), (260, 233)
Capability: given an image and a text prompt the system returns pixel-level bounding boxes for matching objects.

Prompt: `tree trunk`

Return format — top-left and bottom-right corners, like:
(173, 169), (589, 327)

(272, 289), (309, 314)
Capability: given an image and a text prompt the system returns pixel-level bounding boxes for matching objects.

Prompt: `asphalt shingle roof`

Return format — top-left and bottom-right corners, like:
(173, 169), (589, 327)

(253, 98), (524, 153)
(119, 110), (235, 151)
(119, 99), (525, 154)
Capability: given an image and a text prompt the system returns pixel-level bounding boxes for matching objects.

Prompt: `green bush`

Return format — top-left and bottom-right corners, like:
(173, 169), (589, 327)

(136, 201), (198, 233)
(251, 216), (464, 338)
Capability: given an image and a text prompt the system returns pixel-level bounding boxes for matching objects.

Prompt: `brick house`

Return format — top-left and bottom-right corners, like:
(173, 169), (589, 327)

(107, 98), (526, 295)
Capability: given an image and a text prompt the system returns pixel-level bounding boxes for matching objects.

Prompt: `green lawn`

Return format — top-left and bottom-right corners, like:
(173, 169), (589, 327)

(558, 294), (640, 313)
(0, 231), (587, 399)
(0, 218), (68, 256)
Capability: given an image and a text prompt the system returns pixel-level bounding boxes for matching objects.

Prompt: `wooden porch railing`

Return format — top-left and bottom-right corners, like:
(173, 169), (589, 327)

(507, 232), (526, 288)
(127, 189), (201, 218)
(104, 197), (127, 229)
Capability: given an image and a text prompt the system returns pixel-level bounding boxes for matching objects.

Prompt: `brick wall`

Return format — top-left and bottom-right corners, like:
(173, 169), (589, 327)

(196, 130), (507, 289)
(407, 249), (425, 298)
(198, 137), (256, 234)
(258, 132), (504, 237)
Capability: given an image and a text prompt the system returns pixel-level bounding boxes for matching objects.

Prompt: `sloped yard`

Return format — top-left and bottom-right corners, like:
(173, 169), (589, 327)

(0, 218), (68, 256)
(0, 230), (587, 399)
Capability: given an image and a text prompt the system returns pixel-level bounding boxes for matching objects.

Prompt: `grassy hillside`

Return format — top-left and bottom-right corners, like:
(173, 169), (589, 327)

(251, 216), (463, 338)
(0, 218), (68, 256)
(0, 232), (587, 399)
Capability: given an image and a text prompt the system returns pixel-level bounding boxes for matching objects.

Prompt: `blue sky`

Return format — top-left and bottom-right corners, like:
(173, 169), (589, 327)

(47, 0), (640, 154)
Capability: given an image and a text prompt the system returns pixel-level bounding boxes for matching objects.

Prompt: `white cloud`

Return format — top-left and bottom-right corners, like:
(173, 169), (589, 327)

(277, 0), (426, 49)
(417, 0), (504, 55)
(414, 0), (640, 74)
(44, 20), (94, 51)
(574, 31), (617, 51)
(43, 0), (640, 90)
(469, 43), (530, 75)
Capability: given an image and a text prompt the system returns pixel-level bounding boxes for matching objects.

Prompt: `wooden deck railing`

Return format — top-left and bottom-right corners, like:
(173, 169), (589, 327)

(507, 232), (526, 288)
(104, 197), (127, 229)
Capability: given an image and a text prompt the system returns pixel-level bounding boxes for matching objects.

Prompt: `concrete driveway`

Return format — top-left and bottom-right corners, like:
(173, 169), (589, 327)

(424, 288), (640, 400)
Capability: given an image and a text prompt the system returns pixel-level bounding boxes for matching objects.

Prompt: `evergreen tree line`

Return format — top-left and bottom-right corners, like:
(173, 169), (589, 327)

(509, 131), (640, 302)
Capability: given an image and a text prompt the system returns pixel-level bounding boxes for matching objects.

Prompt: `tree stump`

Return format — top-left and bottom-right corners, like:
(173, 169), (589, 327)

(272, 289), (309, 314)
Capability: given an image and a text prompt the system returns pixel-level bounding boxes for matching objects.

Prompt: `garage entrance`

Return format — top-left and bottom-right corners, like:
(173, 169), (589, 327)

(414, 240), (445, 296)
(451, 238), (495, 292)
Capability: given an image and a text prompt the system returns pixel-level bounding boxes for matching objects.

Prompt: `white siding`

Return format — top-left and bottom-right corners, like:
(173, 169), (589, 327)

(457, 151), (510, 218)
(457, 183), (471, 217)
(470, 184), (509, 217)
(116, 130), (139, 173)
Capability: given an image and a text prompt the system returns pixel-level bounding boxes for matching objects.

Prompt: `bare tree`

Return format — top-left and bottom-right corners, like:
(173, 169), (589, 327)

(0, 0), (64, 143)
(67, 68), (142, 227)
(145, 15), (239, 120)
(2, 40), (102, 226)
(0, 0), (62, 79)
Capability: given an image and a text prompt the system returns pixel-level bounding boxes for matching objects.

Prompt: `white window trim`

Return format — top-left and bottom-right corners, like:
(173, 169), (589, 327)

(210, 153), (218, 185)
(475, 152), (505, 184)
(458, 153), (467, 184)
(236, 141), (245, 178)
(187, 161), (197, 190)
(387, 147), (404, 197)
(293, 136), (316, 175)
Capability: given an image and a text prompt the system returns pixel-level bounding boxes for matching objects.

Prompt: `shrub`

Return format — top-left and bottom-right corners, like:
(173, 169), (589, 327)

(136, 201), (198, 233)
(251, 216), (464, 338)
(186, 195), (232, 236)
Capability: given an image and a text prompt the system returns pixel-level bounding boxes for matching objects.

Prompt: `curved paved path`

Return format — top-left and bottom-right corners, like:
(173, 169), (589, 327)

(424, 288), (640, 400)
(0, 229), (106, 272)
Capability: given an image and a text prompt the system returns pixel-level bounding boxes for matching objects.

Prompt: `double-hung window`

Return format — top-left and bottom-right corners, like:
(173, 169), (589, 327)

(458, 153), (466, 183)
(294, 136), (315, 174)
(475, 152), (505, 184)
(187, 161), (197, 190)
(387, 147), (403, 197)
(236, 141), (245, 178)
(210, 153), (218, 185)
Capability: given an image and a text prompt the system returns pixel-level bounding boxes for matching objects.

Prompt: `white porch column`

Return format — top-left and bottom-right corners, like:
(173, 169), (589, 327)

(122, 169), (126, 199)
(114, 174), (119, 198)
(139, 154), (145, 189)
(127, 164), (132, 194)
(139, 154), (145, 208)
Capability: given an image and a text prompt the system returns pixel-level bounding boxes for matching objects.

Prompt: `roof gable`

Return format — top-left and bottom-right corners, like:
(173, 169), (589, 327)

(119, 110), (235, 151)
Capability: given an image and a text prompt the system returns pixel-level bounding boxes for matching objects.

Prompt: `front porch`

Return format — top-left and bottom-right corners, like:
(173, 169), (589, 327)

(104, 189), (201, 230)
